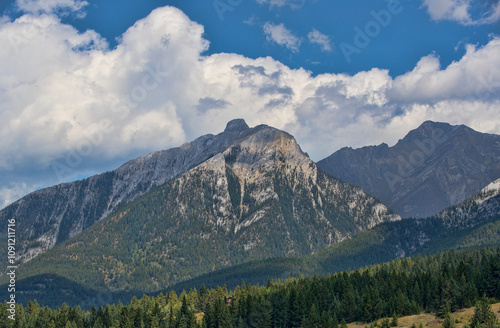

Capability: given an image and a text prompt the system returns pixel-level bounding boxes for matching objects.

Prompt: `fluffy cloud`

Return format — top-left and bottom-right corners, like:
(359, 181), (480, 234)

(390, 40), (500, 102)
(0, 5), (499, 208)
(256, 0), (305, 9)
(16, 0), (88, 16)
(307, 29), (333, 52)
(423, 0), (500, 24)
(263, 22), (302, 52)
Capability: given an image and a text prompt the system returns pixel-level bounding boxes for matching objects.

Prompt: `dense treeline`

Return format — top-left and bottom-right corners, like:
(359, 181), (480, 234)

(2, 247), (500, 327)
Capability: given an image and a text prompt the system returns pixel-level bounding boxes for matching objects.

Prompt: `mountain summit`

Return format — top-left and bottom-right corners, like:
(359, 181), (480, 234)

(317, 121), (500, 218)
(0, 119), (253, 266)
(224, 118), (250, 132)
(7, 121), (399, 293)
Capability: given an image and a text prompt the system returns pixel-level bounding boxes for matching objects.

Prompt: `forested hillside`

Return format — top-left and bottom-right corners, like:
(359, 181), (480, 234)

(2, 247), (499, 328)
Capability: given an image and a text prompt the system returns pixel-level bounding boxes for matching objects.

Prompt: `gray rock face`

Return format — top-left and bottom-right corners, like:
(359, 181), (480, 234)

(437, 178), (500, 227)
(0, 119), (253, 265)
(317, 121), (500, 218)
(15, 123), (400, 292)
(172, 124), (400, 257)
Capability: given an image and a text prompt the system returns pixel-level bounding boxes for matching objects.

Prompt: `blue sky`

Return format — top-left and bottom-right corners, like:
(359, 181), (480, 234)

(0, 0), (499, 208)
(2, 0), (496, 76)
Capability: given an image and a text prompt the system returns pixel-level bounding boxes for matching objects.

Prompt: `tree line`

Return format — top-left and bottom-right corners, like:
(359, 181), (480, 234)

(1, 247), (500, 327)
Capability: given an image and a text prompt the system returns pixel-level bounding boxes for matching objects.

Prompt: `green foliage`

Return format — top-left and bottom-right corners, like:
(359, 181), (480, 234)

(391, 313), (398, 327)
(443, 312), (456, 328)
(471, 295), (500, 328)
(4, 143), (433, 305)
(3, 247), (500, 328)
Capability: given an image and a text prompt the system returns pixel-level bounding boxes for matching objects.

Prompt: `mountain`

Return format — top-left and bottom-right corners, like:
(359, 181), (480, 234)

(0, 119), (254, 267)
(4, 122), (399, 296)
(317, 121), (500, 218)
(4, 178), (500, 308)
(168, 178), (500, 291)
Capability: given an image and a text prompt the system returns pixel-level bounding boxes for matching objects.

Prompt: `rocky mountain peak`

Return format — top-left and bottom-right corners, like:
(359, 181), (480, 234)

(224, 119), (250, 132)
(397, 121), (453, 146)
(318, 121), (500, 218)
(221, 125), (310, 175)
(0, 119), (255, 266)
(1, 119), (402, 295)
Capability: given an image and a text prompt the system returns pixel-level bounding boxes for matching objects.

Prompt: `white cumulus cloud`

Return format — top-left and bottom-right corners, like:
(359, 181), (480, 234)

(308, 28), (333, 52)
(263, 22), (301, 52)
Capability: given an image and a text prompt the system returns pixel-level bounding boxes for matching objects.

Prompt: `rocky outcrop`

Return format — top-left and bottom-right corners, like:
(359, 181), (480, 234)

(436, 178), (500, 227)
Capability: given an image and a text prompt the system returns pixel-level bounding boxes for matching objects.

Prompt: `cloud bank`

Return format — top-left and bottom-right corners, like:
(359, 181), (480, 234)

(0, 3), (499, 208)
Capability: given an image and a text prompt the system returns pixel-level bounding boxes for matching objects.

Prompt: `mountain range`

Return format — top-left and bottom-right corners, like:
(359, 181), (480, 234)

(318, 121), (500, 218)
(3, 121), (398, 293)
(1, 119), (500, 308)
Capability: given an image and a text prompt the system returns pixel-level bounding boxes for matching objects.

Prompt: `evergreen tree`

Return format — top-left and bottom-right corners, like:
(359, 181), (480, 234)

(168, 303), (175, 328)
(254, 295), (272, 328)
(391, 312), (398, 327)
(119, 307), (133, 328)
(323, 315), (337, 328)
(176, 296), (196, 328)
(330, 313), (339, 328)
(302, 304), (320, 328)
(443, 312), (456, 328)
(471, 295), (500, 328)
(271, 290), (287, 328)
(287, 288), (302, 328)
(341, 281), (358, 322)
(380, 318), (391, 328)
(215, 298), (234, 328)
(199, 285), (209, 311)
(203, 303), (215, 328)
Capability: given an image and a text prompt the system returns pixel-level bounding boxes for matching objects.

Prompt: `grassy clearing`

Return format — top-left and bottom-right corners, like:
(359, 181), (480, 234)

(348, 303), (500, 328)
